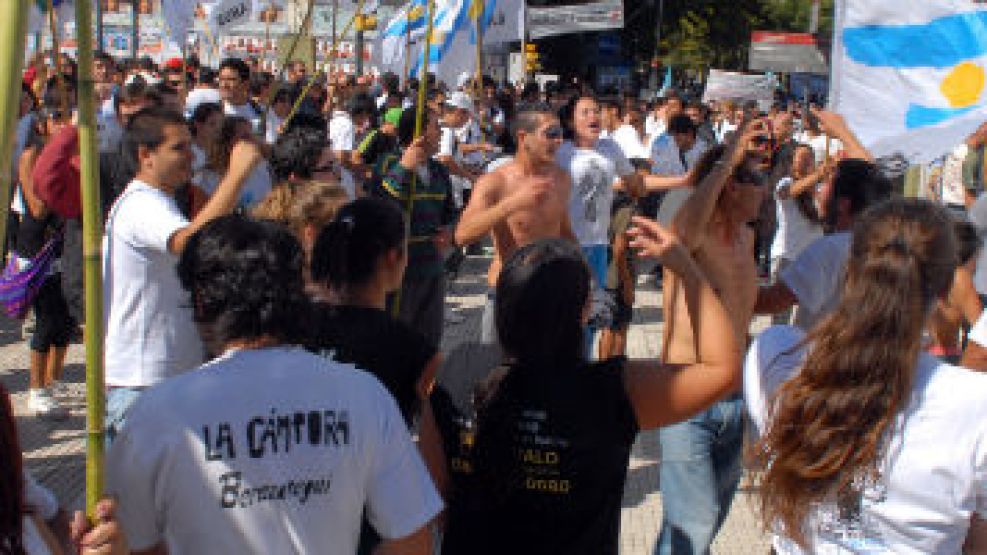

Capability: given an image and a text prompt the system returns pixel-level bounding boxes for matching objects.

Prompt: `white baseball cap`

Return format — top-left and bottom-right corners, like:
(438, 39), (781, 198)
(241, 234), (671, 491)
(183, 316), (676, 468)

(444, 91), (474, 113)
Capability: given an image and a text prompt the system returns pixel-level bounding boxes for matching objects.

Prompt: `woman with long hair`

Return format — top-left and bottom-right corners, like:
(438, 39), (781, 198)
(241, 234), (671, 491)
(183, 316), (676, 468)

(747, 198), (987, 553)
(440, 217), (741, 553)
(305, 198), (449, 553)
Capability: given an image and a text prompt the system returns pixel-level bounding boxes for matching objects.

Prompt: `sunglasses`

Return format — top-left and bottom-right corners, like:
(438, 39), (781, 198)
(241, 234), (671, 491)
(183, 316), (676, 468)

(542, 125), (564, 140)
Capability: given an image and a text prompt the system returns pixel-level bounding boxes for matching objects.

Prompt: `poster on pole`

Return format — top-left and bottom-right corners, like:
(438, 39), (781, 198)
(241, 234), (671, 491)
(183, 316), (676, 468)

(527, 0), (623, 40)
(830, 0), (987, 163)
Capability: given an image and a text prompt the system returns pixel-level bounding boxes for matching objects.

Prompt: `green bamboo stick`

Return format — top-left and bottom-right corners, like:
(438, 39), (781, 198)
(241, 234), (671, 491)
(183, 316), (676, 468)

(392, 0), (435, 319)
(0, 1), (30, 257)
(280, 0), (366, 131)
(74, 0), (106, 517)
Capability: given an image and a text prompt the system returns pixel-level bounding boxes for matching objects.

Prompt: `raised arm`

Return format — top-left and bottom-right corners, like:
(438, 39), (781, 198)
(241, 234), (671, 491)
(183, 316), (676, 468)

(168, 140), (263, 255)
(643, 171), (693, 192)
(622, 216), (742, 429)
(812, 107), (873, 162)
(777, 158), (835, 200)
(673, 121), (764, 251)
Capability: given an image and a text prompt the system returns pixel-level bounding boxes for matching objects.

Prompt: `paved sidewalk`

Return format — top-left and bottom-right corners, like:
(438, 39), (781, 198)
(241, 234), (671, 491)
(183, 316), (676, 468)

(1, 253), (770, 553)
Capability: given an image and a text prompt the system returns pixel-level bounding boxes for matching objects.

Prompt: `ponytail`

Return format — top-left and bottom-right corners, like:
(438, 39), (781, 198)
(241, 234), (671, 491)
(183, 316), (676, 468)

(310, 198), (406, 288)
(754, 199), (958, 546)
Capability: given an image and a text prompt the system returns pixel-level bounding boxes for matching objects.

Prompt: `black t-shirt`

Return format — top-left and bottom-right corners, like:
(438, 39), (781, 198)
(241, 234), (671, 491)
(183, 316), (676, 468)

(441, 357), (639, 555)
(305, 303), (436, 426)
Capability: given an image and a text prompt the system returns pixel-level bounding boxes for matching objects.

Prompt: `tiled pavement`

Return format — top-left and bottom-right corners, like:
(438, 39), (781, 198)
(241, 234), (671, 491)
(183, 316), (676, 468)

(2, 253), (770, 553)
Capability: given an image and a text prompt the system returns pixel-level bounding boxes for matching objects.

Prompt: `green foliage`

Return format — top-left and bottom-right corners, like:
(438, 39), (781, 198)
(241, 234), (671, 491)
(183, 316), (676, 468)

(653, 0), (835, 71)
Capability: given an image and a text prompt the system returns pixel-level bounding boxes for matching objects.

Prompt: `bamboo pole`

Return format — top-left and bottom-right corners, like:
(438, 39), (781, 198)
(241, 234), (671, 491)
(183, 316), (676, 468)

(280, 0), (365, 130)
(0, 0), (30, 263)
(392, 0), (435, 319)
(402, 8), (412, 87)
(74, 0), (105, 517)
(473, 0), (484, 95)
(259, 0), (315, 138)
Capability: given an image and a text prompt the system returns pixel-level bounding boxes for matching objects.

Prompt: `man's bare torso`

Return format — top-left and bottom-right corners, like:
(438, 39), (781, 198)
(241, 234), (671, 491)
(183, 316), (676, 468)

(486, 161), (570, 286)
(663, 225), (758, 364)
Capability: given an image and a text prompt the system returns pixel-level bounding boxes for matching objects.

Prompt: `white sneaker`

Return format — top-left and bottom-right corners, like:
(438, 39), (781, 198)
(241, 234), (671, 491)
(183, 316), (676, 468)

(28, 389), (69, 421)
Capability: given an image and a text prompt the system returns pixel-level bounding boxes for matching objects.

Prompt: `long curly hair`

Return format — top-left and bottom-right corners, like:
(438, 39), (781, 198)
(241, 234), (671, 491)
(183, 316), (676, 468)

(753, 198), (958, 546)
(0, 384), (25, 554)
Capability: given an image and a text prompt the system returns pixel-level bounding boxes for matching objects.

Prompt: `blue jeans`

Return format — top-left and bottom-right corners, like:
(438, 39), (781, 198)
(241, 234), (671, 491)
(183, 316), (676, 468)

(582, 244), (609, 358)
(104, 387), (144, 448)
(654, 395), (745, 555)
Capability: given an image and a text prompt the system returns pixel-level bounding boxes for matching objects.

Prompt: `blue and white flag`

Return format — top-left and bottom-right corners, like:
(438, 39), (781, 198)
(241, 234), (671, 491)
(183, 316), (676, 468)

(379, 0), (520, 85)
(831, 0), (987, 163)
(378, 0), (429, 77)
(408, 0), (521, 87)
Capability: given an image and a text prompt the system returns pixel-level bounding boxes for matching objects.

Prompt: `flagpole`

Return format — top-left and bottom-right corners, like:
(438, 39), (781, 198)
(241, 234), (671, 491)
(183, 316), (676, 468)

(0, 1), (30, 276)
(473, 0), (484, 95)
(73, 0), (106, 517)
(402, 7), (412, 87)
(392, 0), (435, 319)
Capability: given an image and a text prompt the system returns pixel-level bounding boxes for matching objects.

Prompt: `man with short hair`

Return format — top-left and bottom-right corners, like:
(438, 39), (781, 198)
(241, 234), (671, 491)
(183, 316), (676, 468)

(455, 105), (576, 342)
(106, 215), (441, 554)
(102, 107), (263, 441)
(218, 57), (261, 128)
(755, 110), (884, 331)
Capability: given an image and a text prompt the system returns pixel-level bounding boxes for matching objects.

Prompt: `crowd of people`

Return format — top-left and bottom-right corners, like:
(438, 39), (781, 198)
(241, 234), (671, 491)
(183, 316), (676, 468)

(4, 47), (987, 555)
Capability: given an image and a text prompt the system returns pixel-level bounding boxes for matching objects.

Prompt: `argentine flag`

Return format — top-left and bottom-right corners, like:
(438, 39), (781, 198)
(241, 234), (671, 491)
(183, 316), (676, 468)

(379, 0), (520, 86)
(831, 0), (987, 163)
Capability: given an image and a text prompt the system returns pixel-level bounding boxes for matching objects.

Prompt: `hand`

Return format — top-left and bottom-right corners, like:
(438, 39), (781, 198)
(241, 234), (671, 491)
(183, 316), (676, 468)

(726, 118), (771, 169)
(400, 136), (431, 170)
(225, 140), (264, 185)
(626, 216), (695, 275)
(71, 499), (128, 555)
(811, 107), (852, 140)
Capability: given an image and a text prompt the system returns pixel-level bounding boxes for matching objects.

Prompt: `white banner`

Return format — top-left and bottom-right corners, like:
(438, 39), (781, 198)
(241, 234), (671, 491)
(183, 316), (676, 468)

(702, 69), (778, 105)
(527, 0), (623, 40)
(831, 0), (987, 163)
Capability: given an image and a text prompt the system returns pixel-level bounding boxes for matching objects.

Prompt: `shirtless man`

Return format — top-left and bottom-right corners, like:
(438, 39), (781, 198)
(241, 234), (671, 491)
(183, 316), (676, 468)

(654, 121), (770, 555)
(455, 104), (575, 343)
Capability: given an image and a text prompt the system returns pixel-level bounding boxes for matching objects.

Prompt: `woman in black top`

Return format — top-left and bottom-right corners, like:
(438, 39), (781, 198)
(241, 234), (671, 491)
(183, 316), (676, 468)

(17, 95), (75, 420)
(305, 198), (449, 551)
(441, 220), (741, 555)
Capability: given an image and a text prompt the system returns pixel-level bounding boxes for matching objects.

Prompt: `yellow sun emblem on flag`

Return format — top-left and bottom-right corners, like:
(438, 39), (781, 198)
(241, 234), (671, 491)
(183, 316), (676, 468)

(941, 61), (986, 108)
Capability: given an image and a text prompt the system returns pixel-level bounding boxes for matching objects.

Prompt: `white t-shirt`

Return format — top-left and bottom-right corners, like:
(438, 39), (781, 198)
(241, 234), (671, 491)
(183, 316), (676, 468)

(779, 232), (852, 330)
(556, 138), (633, 246)
(803, 134), (843, 166)
(102, 181), (204, 387)
(329, 111), (356, 152)
(106, 347), (443, 553)
(265, 112), (284, 145)
(645, 114), (665, 138)
(746, 325), (987, 555)
(195, 162), (274, 210)
(611, 124), (649, 160)
(771, 177), (823, 261)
